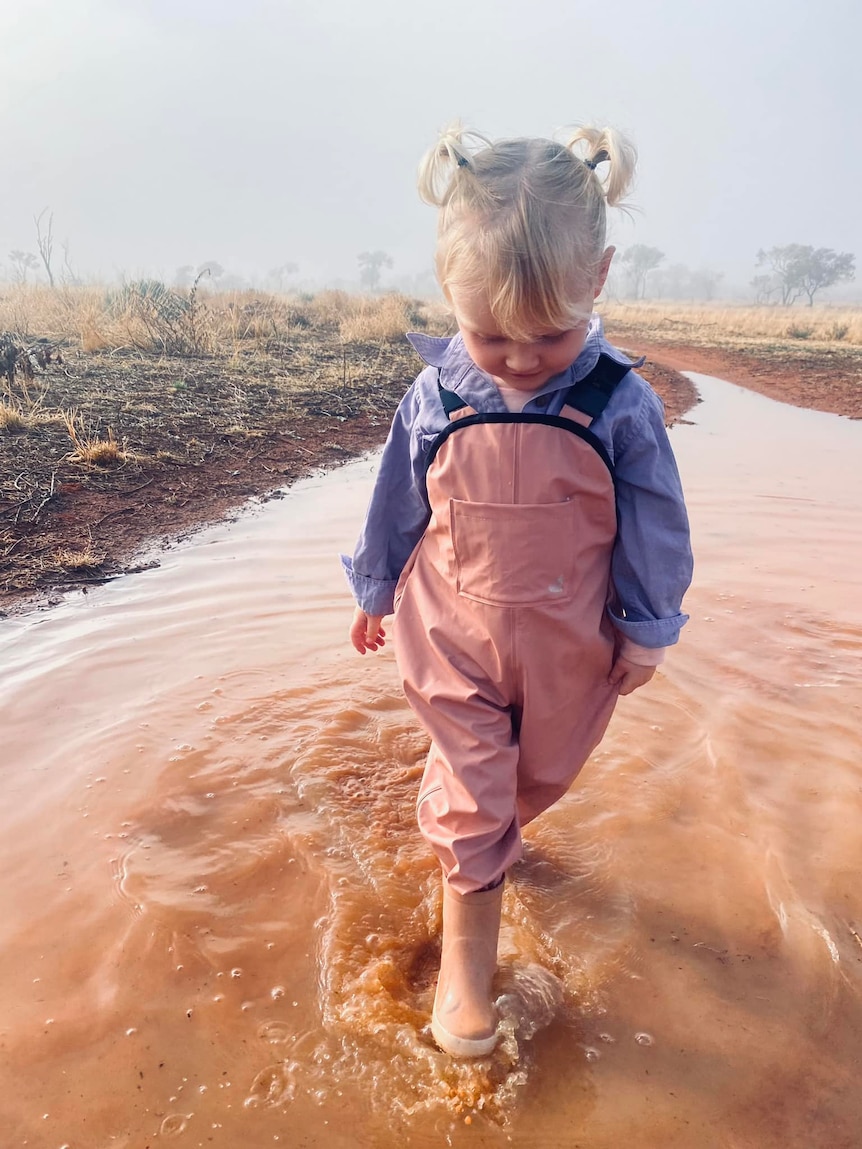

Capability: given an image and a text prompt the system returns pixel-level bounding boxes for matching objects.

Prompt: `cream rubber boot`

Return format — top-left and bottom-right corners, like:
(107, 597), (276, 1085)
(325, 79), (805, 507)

(431, 878), (504, 1058)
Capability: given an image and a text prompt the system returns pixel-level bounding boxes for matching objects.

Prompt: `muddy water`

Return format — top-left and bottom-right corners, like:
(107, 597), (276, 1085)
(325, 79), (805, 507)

(1, 374), (860, 1148)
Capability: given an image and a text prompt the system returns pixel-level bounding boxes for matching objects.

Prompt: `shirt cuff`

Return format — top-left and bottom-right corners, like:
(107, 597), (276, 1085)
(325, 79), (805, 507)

(340, 555), (397, 617)
(606, 604), (688, 649)
(617, 637), (666, 666)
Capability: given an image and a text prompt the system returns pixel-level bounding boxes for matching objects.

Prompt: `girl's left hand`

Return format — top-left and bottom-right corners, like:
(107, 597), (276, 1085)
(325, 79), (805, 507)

(608, 655), (656, 696)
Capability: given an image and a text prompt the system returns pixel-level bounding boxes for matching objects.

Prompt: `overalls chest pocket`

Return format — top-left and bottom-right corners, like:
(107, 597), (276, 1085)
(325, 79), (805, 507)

(449, 498), (578, 607)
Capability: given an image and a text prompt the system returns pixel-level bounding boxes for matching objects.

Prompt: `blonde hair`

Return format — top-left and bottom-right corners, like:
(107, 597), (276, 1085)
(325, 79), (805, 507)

(418, 124), (637, 340)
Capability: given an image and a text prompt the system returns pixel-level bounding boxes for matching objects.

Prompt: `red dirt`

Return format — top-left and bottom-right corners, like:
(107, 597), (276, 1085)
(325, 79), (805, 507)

(620, 341), (862, 421)
(2, 339), (857, 618)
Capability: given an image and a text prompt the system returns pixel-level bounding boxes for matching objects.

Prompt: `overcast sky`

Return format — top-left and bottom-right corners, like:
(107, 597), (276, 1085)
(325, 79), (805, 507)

(2, 0), (860, 294)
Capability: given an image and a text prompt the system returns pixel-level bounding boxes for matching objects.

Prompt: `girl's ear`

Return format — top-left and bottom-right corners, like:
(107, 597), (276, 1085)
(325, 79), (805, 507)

(594, 246), (615, 298)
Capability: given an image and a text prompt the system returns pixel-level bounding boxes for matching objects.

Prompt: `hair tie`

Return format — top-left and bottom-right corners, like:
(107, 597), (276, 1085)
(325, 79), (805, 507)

(456, 154), (470, 168)
(584, 158), (598, 170)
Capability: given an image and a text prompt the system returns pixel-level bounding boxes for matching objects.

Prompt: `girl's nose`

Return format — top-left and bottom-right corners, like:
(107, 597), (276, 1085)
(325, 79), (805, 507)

(505, 343), (541, 372)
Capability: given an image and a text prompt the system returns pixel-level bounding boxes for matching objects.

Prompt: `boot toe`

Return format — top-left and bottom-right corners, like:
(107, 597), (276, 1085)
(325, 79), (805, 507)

(431, 1008), (498, 1058)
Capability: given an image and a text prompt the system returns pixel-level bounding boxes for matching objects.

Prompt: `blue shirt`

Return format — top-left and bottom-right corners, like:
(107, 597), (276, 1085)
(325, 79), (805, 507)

(342, 315), (693, 649)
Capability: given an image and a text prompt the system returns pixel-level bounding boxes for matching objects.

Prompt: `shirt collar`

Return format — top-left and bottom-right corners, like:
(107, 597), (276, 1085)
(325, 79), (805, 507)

(406, 315), (639, 406)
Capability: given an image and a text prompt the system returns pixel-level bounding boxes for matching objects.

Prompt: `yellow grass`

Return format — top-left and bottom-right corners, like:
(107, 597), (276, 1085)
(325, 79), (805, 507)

(53, 546), (105, 571)
(0, 284), (438, 356)
(601, 302), (862, 348)
(63, 411), (128, 466)
(0, 402), (28, 431)
(338, 293), (427, 343)
(5, 283), (856, 360)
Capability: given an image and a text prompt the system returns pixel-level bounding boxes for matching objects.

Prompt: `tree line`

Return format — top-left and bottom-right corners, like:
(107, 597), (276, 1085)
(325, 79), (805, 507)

(3, 207), (857, 306)
(609, 243), (856, 305)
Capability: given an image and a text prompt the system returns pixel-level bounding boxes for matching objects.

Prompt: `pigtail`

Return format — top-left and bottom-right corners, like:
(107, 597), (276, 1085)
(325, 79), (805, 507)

(565, 126), (637, 207)
(418, 122), (492, 206)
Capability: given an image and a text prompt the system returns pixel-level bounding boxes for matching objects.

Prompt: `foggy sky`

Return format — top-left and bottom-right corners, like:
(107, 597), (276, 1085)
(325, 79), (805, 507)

(2, 0), (860, 295)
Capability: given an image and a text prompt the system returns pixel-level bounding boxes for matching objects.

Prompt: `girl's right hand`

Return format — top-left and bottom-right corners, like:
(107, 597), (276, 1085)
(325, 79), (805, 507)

(350, 608), (386, 655)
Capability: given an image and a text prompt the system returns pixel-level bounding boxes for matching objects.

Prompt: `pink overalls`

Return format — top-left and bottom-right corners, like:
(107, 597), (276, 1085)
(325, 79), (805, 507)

(394, 358), (628, 895)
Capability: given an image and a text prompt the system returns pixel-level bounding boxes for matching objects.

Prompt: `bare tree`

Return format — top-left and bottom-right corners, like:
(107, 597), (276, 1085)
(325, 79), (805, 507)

(173, 265), (195, 288)
(60, 239), (81, 286)
(268, 262), (299, 291)
(9, 250), (40, 284)
(34, 209), (55, 287)
(750, 273), (780, 305)
(620, 245), (664, 300)
(357, 250), (393, 292)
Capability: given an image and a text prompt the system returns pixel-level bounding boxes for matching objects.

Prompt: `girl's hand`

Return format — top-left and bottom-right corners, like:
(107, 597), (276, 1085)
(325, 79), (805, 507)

(350, 608), (386, 655)
(608, 655), (656, 696)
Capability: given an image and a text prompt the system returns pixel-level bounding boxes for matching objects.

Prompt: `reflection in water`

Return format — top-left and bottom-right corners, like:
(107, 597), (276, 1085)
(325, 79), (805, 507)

(0, 374), (860, 1146)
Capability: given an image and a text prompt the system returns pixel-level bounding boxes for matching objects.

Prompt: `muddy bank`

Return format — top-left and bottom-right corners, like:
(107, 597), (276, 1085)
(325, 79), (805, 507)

(606, 332), (862, 421)
(0, 342), (697, 615)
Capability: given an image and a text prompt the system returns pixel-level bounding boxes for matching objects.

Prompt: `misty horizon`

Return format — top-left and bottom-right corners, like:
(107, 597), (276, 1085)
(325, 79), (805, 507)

(3, 0), (860, 303)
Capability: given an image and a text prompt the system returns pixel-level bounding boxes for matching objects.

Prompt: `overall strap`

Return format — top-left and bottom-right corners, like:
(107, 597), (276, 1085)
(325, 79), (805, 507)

(438, 355), (630, 425)
(437, 373), (477, 420)
(562, 354), (632, 426)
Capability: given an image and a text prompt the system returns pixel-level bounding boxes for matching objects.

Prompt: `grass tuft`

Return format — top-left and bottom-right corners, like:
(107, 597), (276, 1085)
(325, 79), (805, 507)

(53, 546), (106, 571)
(63, 411), (128, 466)
(0, 403), (29, 432)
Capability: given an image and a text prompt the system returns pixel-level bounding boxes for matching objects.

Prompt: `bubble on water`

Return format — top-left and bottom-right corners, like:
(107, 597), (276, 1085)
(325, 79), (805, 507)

(583, 1047), (601, 1062)
(495, 963), (565, 1042)
(634, 1032), (654, 1046)
(270, 986), (285, 1000)
(159, 1113), (192, 1137)
(125, 1027), (137, 1037)
(245, 1063), (297, 1108)
(598, 1032), (616, 1044)
(213, 994), (225, 1004)
(241, 1001), (255, 1012)
(230, 968), (243, 978)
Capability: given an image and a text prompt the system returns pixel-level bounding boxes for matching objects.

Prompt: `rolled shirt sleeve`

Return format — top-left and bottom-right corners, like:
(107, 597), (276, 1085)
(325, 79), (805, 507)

(607, 383), (693, 649)
(340, 378), (433, 617)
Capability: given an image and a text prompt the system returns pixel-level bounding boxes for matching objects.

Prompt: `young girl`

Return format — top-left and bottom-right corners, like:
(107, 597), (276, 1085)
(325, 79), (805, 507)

(342, 125), (692, 1058)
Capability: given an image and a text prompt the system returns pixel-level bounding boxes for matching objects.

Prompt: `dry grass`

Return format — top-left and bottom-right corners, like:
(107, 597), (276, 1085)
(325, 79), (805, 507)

(601, 302), (862, 349)
(53, 546), (106, 571)
(338, 293), (429, 342)
(63, 411), (128, 466)
(0, 402), (29, 432)
(0, 284), (438, 357)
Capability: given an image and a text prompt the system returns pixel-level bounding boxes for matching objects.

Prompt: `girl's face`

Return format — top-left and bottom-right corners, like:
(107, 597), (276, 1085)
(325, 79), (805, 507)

(454, 296), (592, 391)
(449, 250), (613, 392)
